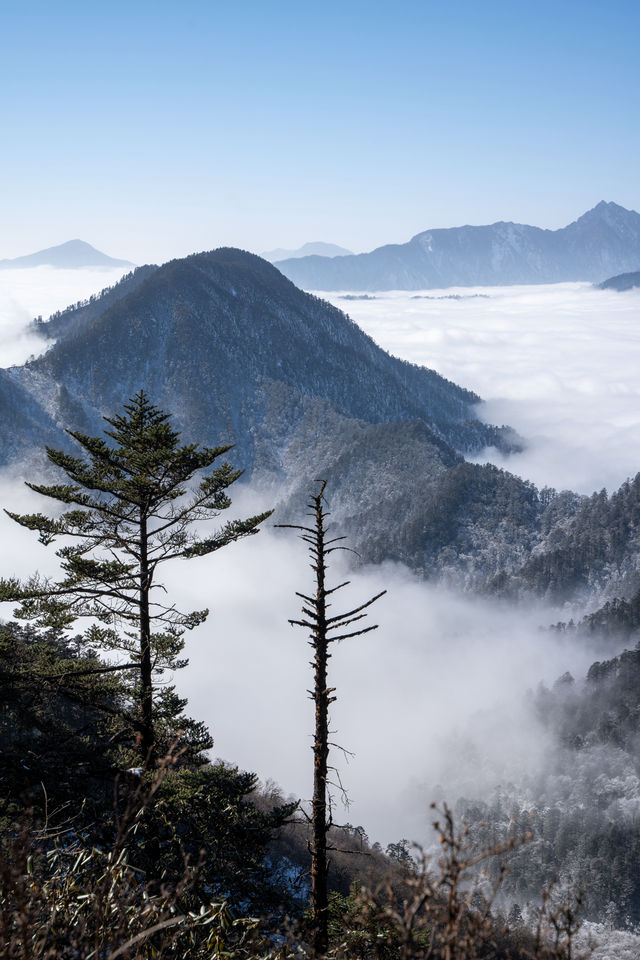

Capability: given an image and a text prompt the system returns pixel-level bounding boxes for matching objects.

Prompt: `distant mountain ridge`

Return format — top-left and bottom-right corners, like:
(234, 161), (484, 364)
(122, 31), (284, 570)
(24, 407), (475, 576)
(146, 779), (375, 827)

(0, 239), (134, 270)
(599, 270), (640, 291)
(261, 241), (352, 262)
(275, 202), (640, 290)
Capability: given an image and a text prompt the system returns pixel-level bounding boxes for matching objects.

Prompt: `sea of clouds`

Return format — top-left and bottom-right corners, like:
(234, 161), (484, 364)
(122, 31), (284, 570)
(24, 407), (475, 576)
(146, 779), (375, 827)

(322, 283), (640, 496)
(0, 265), (132, 367)
(1, 271), (639, 856)
(174, 522), (617, 845)
(0, 476), (616, 847)
(3, 271), (638, 495)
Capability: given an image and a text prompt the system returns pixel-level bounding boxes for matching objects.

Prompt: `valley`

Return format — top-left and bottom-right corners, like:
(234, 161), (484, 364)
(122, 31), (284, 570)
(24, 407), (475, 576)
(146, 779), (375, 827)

(1, 251), (640, 949)
(5, 5), (640, 954)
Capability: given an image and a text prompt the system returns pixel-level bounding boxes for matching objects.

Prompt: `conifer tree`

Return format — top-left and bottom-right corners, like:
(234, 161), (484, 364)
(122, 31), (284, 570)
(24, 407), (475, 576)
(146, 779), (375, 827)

(279, 482), (385, 954)
(0, 391), (271, 766)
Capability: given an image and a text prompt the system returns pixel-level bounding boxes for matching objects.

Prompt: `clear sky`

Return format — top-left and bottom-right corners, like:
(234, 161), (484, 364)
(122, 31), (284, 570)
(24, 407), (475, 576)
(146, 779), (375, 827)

(2, 0), (639, 264)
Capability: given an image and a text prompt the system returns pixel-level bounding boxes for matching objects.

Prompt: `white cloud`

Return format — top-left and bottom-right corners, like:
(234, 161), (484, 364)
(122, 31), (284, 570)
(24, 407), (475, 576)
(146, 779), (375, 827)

(166, 522), (613, 845)
(322, 283), (640, 494)
(0, 265), (132, 368)
(0, 478), (609, 847)
(0, 277), (637, 855)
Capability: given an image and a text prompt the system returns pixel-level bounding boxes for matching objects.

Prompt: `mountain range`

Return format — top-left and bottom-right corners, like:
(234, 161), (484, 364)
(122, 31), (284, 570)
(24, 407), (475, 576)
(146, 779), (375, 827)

(275, 201), (640, 290)
(261, 241), (352, 262)
(0, 239), (134, 270)
(3, 243), (640, 941)
(3, 249), (640, 946)
(1, 247), (639, 611)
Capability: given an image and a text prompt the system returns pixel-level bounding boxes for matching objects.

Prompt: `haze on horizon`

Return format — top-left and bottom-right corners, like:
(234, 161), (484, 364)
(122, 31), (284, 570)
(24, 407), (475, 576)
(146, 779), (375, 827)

(2, 0), (639, 265)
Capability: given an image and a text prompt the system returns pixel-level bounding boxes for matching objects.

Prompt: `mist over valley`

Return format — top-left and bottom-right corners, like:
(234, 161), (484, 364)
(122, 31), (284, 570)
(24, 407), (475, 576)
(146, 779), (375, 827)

(6, 4), (640, 953)
(2, 245), (640, 947)
(319, 281), (640, 496)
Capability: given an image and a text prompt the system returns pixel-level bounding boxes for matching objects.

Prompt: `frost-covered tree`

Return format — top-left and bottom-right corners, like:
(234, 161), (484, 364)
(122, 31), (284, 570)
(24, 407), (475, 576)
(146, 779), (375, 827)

(0, 391), (270, 766)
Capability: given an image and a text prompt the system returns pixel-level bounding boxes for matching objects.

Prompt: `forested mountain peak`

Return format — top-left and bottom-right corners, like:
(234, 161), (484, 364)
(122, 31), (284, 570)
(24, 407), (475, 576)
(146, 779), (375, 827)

(3, 247), (640, 609)
(4, 246), (512, 472)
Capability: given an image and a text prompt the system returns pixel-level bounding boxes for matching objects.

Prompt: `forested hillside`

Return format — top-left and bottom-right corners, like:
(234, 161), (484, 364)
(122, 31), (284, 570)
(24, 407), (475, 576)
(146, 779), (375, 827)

(503, 475), (640, 601)
(1, 353), (639, 955)
(462, 640), (640, 929)
(598, 270), (640, 291)
(5, 248), (510, 469)
(0, 393), (589, 958)
(1, 248), (639, 610)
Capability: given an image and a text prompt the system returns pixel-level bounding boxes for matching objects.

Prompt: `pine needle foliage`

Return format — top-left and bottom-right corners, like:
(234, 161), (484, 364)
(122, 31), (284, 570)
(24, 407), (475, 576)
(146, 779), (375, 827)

(0, 390), (271, 766)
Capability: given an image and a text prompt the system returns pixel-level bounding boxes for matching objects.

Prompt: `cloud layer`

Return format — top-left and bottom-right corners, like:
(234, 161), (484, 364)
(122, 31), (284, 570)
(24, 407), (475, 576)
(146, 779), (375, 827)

(3, 271), (638, 496)
(0, 478), (612, 846)
(323, 283), (640, 495)
(0, 276), (637, 854)
(0, 265), (132, 367)
(174, 527), (616, 845)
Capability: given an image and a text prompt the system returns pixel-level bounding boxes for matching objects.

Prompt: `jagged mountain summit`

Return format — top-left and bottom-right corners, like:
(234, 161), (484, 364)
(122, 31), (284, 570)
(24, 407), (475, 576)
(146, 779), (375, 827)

(275, 202), (640, 290)
(261, 241), (353, 262)
(0, 247), (513, 470)
(0, 239), (134, 270)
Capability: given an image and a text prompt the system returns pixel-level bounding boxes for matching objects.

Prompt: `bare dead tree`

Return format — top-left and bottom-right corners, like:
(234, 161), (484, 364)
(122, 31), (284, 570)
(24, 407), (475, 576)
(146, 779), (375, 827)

(278, 481), (386, 955)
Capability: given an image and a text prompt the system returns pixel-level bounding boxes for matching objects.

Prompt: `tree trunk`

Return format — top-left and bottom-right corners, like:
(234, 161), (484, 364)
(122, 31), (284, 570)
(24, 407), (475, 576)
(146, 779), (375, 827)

(139, 512), (154, 767)
(311, 495), (329, 954)
(279, 483), (385, 955)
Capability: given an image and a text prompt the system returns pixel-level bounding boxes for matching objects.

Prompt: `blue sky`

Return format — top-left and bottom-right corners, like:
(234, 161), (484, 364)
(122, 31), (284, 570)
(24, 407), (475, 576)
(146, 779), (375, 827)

(2, 0), (639, 263)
